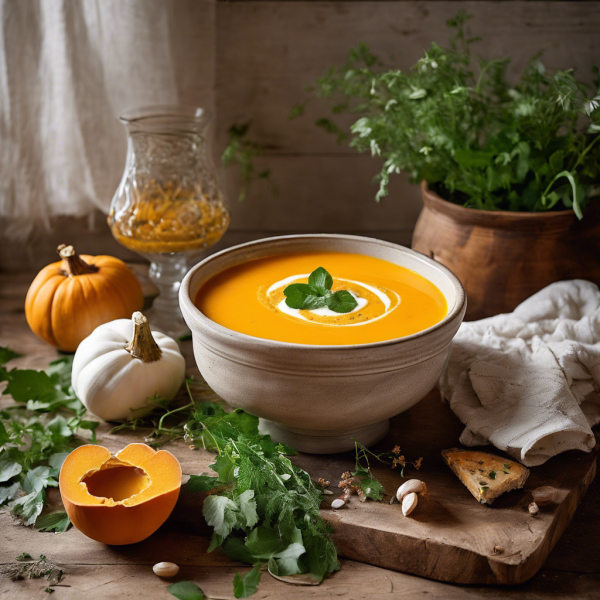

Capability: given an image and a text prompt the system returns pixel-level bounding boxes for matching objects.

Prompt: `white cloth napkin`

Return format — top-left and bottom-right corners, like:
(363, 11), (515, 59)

(440, 280), (600, 467)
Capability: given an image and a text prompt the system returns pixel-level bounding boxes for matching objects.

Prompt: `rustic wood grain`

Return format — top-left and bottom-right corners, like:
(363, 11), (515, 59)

(213, 0), (600, 240)
(1, 271), (599, 598)
(215, 1), (600, 154)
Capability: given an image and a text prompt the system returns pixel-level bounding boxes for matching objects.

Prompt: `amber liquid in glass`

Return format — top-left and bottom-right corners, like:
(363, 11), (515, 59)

(109, 181), (230, 255)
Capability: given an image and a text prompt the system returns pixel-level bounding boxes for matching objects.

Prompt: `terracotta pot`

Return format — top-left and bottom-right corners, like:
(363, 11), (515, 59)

(412, 182), (600, 320)
(180, 234), (466, 454)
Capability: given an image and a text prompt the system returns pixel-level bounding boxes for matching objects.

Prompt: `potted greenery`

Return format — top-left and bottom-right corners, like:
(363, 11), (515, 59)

(301, 12), (600, 319)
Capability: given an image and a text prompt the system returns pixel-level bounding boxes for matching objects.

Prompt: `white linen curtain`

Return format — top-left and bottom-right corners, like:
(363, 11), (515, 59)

(0, 0), (196, 240)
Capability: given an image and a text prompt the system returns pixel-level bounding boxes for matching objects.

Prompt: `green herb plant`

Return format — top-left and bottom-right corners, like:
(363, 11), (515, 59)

(299, 11), (600, 218)
(0, 348), (96, 527)
(185, 401), (340, 596)
(117, 379), (339, 598)
(284, 267), (358, 313)
(221, 123), (276, 202)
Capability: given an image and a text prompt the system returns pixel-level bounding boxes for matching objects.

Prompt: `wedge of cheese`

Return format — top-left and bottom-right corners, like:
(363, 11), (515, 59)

(442, 448), (529, 505)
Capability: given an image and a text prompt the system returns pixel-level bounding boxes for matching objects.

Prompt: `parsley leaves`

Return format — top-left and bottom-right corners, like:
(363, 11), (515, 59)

(35, 511), (72, 533)
(233, 565), (262, 598)
(283, 267), (358, 314)
(179, 398), (340, 596)
(0, 348), (97, 527)
(103, 378), (341, 597)
(0, 348), (22, 366)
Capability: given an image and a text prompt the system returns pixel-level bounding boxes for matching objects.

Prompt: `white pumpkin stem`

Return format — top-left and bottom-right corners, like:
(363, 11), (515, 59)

(126, 312), (163, 363)
(57, 244), (98, 276)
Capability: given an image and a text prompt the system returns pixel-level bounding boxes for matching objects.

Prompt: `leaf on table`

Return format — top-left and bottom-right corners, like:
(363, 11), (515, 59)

(0, 482), (21, 505)
(273, 542), (305, 561)
(76, 419), (99, 443)
(303, 532), (341, 583)
(210, 454), (236, 484)
(36, 511), (72, 533)
(12, 489), (45, 525)
(268, 557), (319, 585)
(0, 347), (22, 366)
(47, 355), (75, 390)
(23, 467), (54, 492)
(220, 537), (257, 564)
(16, 553), (32, 561)
(244, 525), (286, 560)
(47, 415), (74, 443)
(48, 452), (71, 472)
(359, 476), (385, 501)
(233, 564), (262, 599)
(184, 474), (220, 493)
(3, 370), (56, 402)
(0, 458), (22, 483)
(167, 581), (205, 600)
(202, 495), (238, 538)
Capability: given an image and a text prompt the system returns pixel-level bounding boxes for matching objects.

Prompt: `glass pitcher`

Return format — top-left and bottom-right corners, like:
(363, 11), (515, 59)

(108, 105), (229, 338)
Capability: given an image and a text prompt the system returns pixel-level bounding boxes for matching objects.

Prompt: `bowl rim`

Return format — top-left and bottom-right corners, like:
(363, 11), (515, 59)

(180, 233), (466, 351)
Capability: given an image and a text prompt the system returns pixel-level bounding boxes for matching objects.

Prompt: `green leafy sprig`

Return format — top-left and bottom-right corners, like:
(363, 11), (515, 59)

(221, 123), (276, 202)
(0, 349), (97, 526)
(116, 377), (340, 597)
(350, 440), (423, 502)
(303, 11), (600, 217)
(284, 267), (358, 313)
(35, 511), (72, 533)
(184, 400), (340, 595)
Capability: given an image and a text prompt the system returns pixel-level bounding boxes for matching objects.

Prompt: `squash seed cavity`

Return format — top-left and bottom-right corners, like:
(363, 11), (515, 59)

(82, 464), (151, 503)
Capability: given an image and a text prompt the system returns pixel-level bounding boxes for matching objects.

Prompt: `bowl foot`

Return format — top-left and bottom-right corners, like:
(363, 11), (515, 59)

(258, 419), (390, 454)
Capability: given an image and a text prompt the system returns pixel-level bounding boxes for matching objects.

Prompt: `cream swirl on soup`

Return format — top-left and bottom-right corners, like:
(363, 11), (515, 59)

(261, 274), (400, 327)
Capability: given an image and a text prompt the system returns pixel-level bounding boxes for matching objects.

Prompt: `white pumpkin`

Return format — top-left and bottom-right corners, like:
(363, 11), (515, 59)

(72, 312), (186, 421)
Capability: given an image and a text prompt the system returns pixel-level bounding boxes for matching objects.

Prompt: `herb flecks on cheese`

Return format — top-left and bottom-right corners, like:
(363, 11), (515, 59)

(442, 449), (529, 505)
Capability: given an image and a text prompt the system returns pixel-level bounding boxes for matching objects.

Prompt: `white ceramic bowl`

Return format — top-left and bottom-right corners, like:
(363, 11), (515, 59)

(180, 235), (466, 453)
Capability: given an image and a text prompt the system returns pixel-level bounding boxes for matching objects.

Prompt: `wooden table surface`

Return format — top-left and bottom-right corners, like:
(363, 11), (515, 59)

(1, 270), (599, 600)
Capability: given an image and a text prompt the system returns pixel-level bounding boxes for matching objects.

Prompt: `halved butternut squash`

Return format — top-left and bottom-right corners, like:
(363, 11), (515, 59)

(59, 443), (181, 545)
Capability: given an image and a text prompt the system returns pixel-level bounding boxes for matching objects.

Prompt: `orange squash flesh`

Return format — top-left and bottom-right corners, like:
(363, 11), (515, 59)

(59, 443), (181, 545)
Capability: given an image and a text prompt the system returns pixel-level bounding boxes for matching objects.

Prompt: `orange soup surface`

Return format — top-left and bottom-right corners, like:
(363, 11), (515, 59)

(195, 252), (448, 345)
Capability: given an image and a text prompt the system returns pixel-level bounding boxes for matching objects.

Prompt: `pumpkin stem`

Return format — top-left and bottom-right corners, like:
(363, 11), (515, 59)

(57, 244), (99, 276)
(126, 312), (163, 363)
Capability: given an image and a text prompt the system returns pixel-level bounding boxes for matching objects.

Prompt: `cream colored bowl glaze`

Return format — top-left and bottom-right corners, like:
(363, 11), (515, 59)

(179, 235), (466, 454)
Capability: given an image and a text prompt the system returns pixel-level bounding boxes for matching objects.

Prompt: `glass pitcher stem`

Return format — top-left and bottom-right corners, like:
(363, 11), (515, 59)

(146, 255), (190, 339)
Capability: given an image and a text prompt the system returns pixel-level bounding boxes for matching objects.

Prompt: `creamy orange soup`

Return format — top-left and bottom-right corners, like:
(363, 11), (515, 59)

(195, 252), (448, 345)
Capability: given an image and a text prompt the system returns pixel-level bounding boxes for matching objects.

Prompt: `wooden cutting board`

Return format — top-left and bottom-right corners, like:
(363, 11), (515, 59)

(93, 380), (598, 586)
(294, 389), (599, 585)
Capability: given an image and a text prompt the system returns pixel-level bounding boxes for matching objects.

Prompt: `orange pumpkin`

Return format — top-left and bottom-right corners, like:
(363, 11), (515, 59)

(25, 244), (144, 352)
(59, 443), (182, 545)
